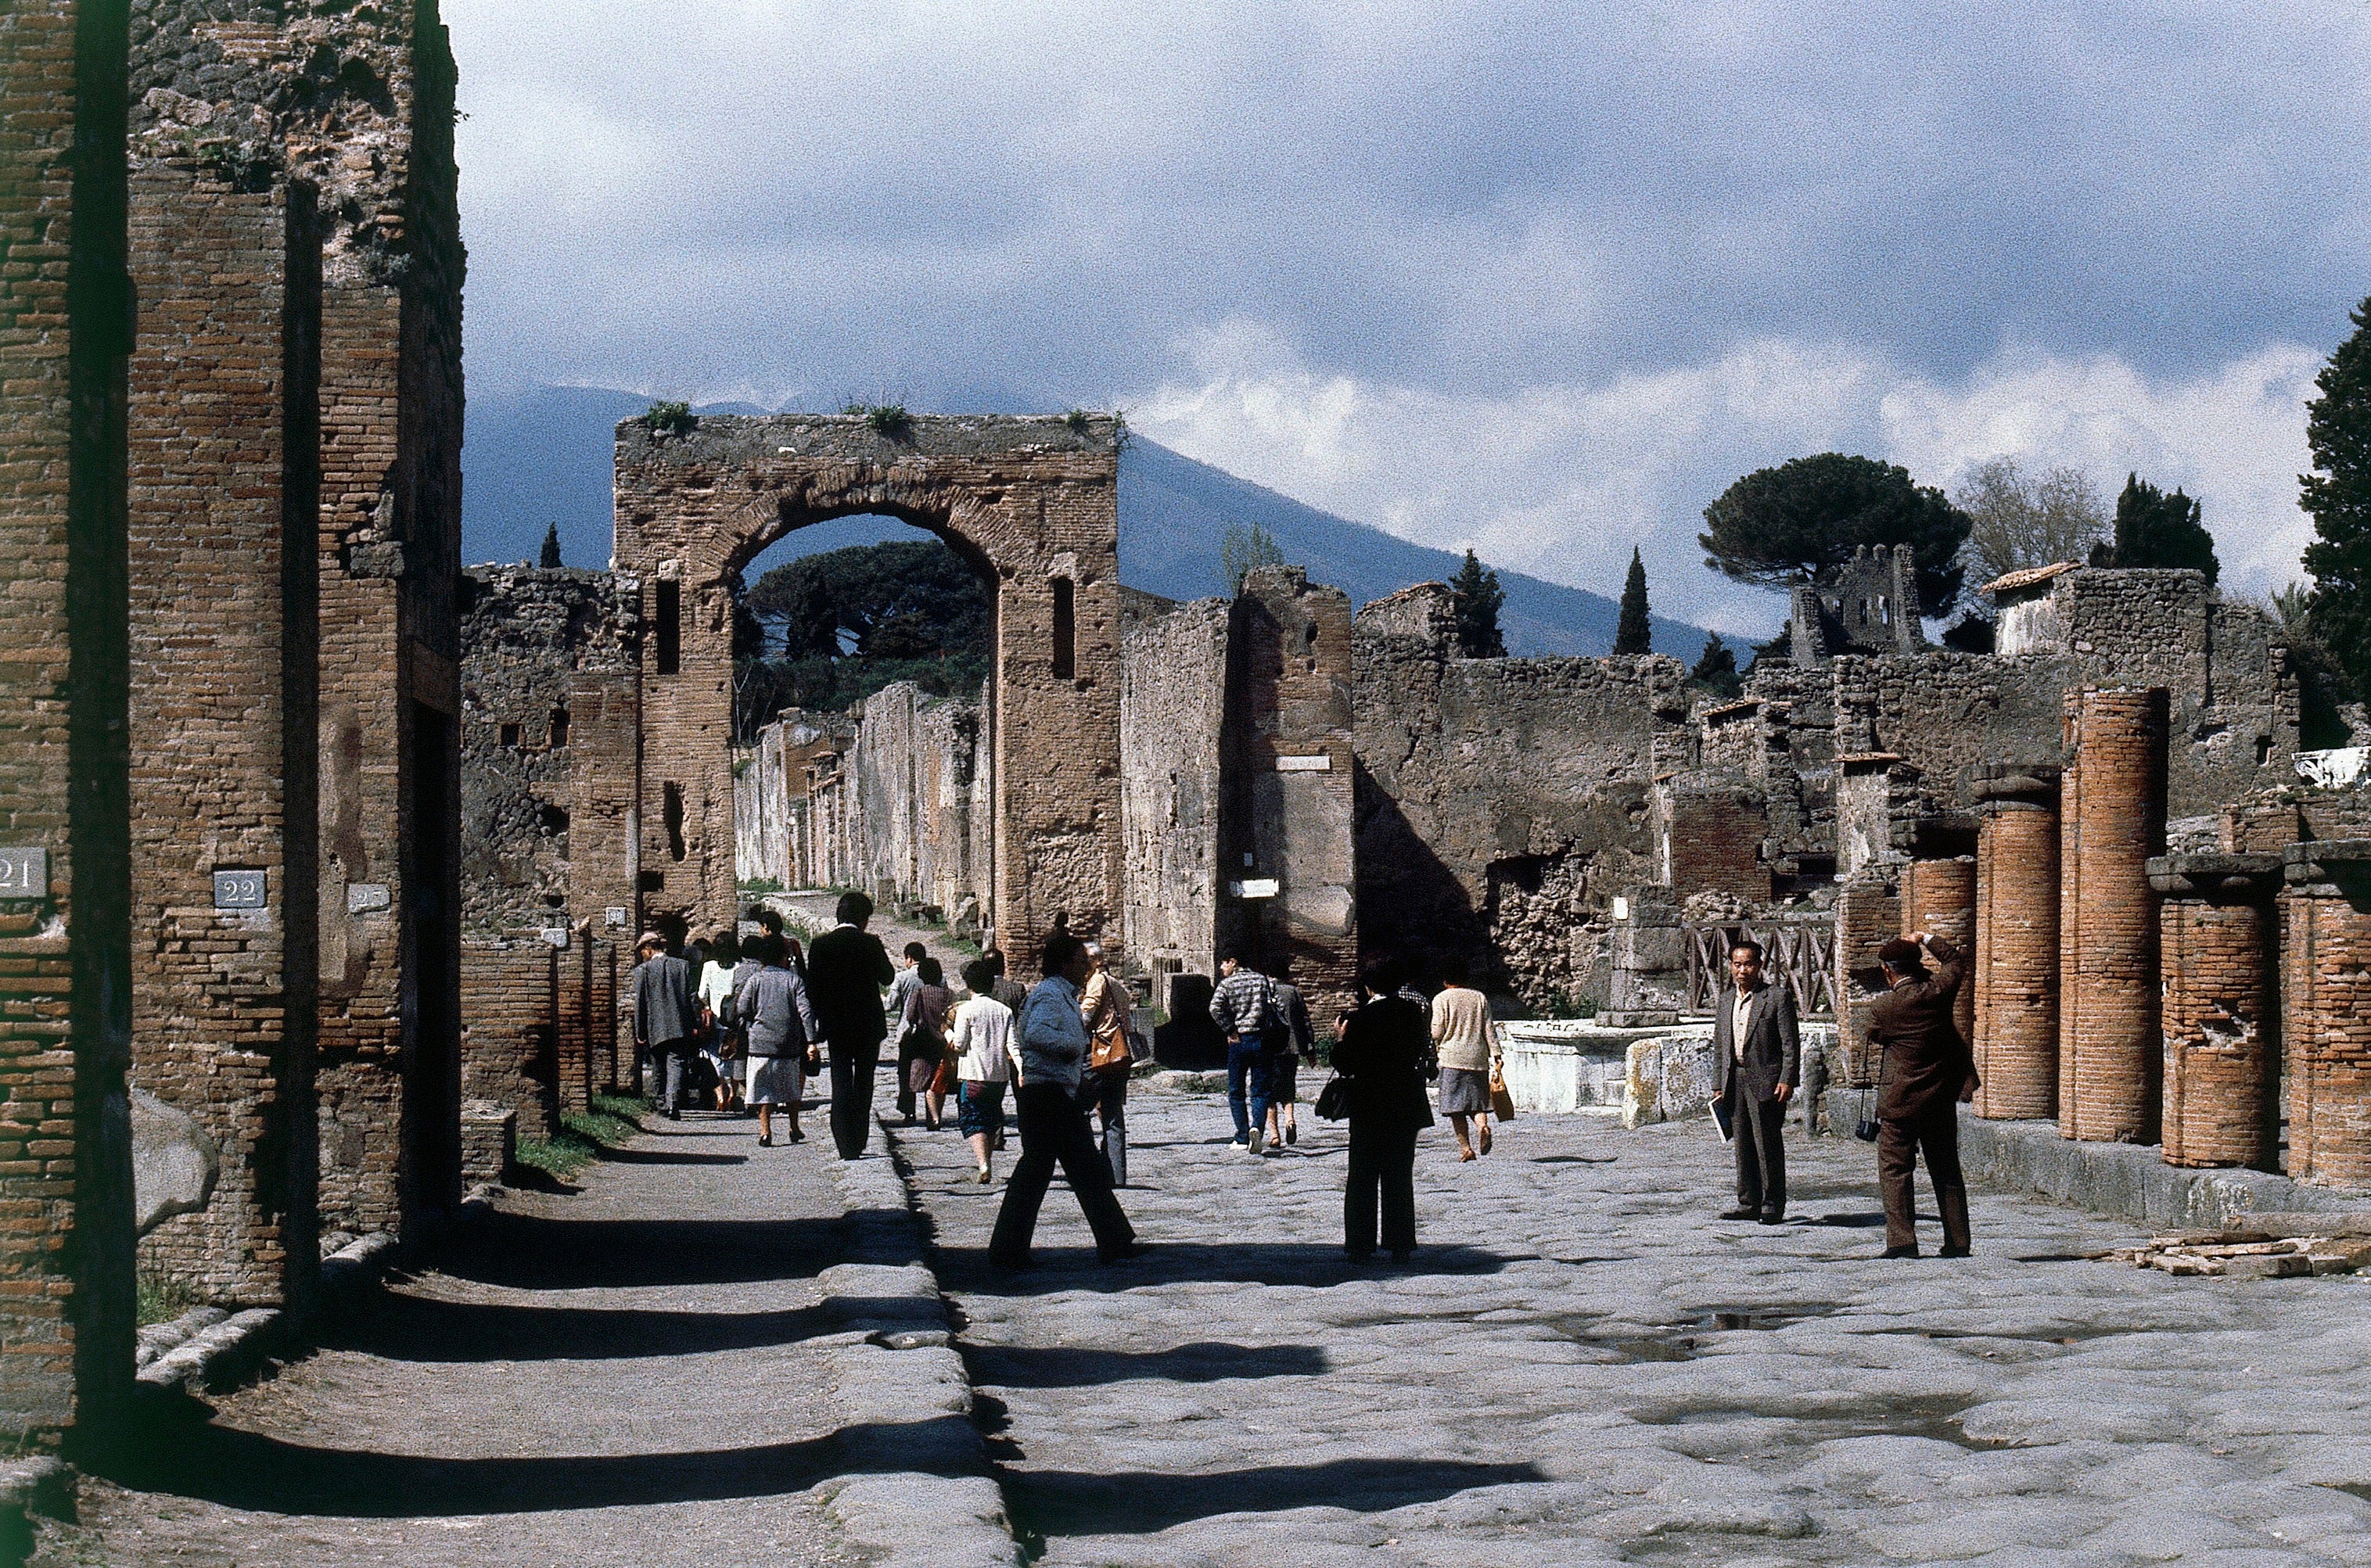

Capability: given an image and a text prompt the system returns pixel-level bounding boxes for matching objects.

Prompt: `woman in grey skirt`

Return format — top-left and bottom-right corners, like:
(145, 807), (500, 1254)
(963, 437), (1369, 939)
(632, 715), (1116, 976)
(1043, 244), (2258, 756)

(1428, 955), (1500, 1161)
(735, 934), (820, 1147)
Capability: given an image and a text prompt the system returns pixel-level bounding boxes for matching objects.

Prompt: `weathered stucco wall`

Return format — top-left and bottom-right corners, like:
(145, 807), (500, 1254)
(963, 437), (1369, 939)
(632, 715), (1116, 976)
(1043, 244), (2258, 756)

(1119, 594), (1228, 987)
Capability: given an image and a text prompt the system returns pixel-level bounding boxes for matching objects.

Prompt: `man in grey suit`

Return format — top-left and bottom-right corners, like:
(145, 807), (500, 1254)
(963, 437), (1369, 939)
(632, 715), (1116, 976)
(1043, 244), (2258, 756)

(1712, 938), (1800, 1224)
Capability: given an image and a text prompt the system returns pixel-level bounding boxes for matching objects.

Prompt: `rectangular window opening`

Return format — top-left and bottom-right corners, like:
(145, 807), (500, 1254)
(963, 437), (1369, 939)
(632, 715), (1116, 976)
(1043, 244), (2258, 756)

(1051, 576), (1076, 680)
(656, 580), (681, 675)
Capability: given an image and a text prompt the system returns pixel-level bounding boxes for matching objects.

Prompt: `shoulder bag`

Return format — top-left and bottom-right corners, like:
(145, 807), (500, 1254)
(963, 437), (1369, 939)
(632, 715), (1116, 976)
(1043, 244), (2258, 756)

(1314, 1074), (1352, 1121)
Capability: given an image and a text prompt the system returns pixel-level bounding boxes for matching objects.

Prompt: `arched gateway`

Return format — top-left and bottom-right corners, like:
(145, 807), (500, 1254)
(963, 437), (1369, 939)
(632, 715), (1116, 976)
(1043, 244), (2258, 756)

(614, 413), (1124, 953)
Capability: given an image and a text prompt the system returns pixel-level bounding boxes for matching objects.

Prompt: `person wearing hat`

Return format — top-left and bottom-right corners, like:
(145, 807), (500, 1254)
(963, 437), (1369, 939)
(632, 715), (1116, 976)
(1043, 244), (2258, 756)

(1866, 931), (1978, 1258)
(632, 929), (703, 1119)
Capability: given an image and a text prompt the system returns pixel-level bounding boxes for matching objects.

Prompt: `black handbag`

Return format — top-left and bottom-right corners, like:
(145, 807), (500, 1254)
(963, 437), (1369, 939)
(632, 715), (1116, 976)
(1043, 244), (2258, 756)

(1314, 1075), (1352, 1121)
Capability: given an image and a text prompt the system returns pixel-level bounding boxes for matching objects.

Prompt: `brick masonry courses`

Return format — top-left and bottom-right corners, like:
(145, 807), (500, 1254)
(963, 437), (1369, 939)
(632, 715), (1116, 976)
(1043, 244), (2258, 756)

(2060, 687), (2169, 1146)
(2278, 841), (2371, 1188)
(614, 414), (1123, 954)
(0, 0), (140, 1444)
(1973, 768), (2061, 1121)
(128, 0), (469, 1250)
(2149, 854), (2280, 1172)
(124, 161), (320, 1309)
(1900, 856), (1977, 1056)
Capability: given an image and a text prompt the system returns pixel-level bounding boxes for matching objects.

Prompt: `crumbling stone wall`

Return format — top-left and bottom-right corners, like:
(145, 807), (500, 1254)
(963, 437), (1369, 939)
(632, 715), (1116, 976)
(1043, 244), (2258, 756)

(847, 680), (991, 929)
(1353, 583), (1686, 1006)
(1120, 594), (1228, 986)
(130, 0), (468, 1243)
(615, 414), (1123, 953)
(0, 0), (138, 1442)
(458, 566), (638, 1121)
(124, 160), (321, 1308)
(1224, 568), (1357, 1014)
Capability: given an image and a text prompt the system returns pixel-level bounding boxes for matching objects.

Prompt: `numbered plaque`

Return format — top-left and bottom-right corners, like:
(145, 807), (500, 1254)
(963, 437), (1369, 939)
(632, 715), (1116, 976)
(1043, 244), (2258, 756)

(212, 869), (268, 910)
(0, 848), (46, 900)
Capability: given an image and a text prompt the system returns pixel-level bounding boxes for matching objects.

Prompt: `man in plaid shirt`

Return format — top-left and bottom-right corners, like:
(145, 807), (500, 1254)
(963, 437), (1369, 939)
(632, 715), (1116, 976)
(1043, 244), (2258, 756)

(1209, 953), (1279, 1154)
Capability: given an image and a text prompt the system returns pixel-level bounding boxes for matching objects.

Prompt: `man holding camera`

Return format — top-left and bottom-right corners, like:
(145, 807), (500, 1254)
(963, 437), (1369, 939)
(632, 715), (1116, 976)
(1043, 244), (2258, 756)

(1866, 931), (1978, 1258)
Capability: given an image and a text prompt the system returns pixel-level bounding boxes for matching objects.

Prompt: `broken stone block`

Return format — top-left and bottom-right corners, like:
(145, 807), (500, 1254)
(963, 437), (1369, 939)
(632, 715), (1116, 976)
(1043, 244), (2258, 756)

(131, 1089), (217, 1237)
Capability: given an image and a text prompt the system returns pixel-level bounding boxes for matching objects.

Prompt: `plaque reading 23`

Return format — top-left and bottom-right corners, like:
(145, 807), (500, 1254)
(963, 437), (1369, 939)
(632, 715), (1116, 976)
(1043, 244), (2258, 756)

(212, 870), (268, 910)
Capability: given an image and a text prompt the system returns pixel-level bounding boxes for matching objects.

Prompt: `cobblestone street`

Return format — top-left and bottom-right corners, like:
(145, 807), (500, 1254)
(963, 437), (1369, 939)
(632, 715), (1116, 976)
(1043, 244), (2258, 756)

(902, 1087), (2371, 1566)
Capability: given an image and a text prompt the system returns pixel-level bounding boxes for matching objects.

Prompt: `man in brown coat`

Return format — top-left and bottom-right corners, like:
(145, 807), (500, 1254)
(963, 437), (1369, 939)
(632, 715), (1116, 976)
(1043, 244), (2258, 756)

(1866, 932), (1978, 1258)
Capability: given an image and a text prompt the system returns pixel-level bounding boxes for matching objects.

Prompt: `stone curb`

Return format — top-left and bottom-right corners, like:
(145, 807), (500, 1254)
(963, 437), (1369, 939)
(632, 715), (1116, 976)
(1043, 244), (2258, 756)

(1952, 1110), (2371, 1229)
(815, 1118), (1020, 1568)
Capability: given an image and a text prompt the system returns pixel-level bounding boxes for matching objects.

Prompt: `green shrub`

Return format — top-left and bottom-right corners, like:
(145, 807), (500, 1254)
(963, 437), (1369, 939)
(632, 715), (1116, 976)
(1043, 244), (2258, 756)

(514, 1097), (647, 1182)
(847, 402), (913, 441)
(645, 400), (695, 436)
(137, 1272), (201, 1328)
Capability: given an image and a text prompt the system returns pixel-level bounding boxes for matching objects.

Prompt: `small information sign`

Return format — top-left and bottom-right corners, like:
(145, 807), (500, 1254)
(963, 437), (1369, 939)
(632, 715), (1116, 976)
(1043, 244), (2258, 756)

(213, 869), (268, 910)
(0, 848), (47, 900)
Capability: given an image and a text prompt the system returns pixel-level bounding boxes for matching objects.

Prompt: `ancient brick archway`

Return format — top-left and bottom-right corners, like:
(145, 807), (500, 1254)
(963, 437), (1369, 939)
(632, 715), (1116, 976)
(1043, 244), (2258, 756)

(613, 414), (1123, 952)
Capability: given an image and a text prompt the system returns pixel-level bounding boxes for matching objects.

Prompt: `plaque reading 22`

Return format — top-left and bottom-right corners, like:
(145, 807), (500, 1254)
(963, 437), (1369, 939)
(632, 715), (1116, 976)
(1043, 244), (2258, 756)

(212, 870), (268, 910)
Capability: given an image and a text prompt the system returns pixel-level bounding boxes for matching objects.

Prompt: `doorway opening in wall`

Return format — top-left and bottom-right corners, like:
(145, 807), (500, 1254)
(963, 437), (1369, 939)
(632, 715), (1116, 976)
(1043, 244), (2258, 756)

(727, 511), (997, 913)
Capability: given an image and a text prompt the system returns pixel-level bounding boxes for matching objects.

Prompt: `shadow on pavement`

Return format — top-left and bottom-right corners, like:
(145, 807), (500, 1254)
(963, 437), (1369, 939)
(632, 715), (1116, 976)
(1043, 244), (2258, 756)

(933, 1242), (1515, 1295)
(966, 1341), (1329, 1389)
(433, 1211), (855, 1290)
(593, 1145), (751, 1167)
(326, 1294), (864, 1362)
(101, 1408), (985, 1517)
(1005, 1456), (1544, 1538)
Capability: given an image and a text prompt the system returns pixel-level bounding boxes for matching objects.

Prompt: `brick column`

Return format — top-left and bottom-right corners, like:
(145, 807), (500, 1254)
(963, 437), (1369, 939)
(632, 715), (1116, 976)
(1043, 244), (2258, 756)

(2279, 840), (2371, 1186)
(2149, 853), (2279, 1171)
(1899, 855), (1975, 1052)
(1831, 869), (1901, 1087)
(2058, 687), (2168, 1144)
(1971, 763), (2059, 1120)
(126, 165), (322, 1308)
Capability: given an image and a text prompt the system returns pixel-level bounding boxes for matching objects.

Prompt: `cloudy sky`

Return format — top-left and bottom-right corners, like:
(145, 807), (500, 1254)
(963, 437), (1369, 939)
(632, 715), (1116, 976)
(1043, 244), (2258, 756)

(450, 1), (2371, 633)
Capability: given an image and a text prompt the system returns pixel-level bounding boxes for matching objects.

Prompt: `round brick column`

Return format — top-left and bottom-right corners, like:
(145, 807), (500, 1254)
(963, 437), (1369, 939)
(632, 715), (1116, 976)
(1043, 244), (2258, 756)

(2149, 854), (2279, 1170)
(2059, 687), (2168, 1143)
(2280, 840), (2371, 1186)
(1901, 855), (1976, 1053)
(1973, 763), (2059, 1120)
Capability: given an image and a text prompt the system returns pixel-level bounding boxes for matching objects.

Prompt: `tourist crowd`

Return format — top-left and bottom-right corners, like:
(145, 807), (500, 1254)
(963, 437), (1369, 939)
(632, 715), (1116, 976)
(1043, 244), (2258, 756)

(634, 897), (1973, 1267)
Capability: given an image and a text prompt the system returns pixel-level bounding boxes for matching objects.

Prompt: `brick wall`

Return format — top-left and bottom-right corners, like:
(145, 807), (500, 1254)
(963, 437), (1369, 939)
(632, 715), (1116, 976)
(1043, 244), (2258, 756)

(614, 414), (1124, 954)
(1654, 775), (1771, 906)
(457, 939), (557, 1137)
(2058, 687), (2168, 1144)
(2279, 845), (2371, 1186)
(1831, 870), (1899, 1085)
(125, 162), (320, 1308)
(2153, 859), (2278, 1171)
(1899, 856), (1976, 1057)
(0, 0), (137, 1444)
(1973, 780), (2059, 1121)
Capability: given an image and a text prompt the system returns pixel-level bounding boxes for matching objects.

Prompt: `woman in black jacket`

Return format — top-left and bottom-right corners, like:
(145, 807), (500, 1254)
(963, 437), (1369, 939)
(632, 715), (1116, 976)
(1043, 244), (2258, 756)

(1332, 957), (1436, 1262)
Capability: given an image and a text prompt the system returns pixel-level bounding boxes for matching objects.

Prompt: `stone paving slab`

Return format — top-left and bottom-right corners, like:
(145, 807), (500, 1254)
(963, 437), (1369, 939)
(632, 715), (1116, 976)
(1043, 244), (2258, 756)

(892, 1087), (2371, 1566)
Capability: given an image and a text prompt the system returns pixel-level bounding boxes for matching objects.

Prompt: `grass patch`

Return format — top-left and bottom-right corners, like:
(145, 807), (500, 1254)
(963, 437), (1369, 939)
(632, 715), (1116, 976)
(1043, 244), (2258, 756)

(514, 1096), (648, 1183)
(137, 1272), (201, 1328)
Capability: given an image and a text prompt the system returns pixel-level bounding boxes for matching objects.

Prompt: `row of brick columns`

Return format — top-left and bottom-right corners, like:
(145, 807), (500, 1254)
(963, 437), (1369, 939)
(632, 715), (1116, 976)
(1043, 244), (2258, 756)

(1950, 686), (2371, 1184)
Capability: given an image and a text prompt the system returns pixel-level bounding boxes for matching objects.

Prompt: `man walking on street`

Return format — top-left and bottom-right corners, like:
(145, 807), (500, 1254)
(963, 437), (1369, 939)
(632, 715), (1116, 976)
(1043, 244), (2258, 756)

(1868, 931), (1978, 1258)
(806, 892), (896, 1157)
(1713, 938), (1798, 1223)
(887, 941), (929, 1121)
(631, 931), (702, 1120)
(1210, 952), (1277, 1154)
(988, 933), (1139, 1268)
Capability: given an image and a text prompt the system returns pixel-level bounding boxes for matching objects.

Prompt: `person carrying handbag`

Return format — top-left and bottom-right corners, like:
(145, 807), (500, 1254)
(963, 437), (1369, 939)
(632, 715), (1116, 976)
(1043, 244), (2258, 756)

(1333, 956), (1435, 1262)
(1079, 942), (1134, 1186)
(1263, 958), (1318, 1151)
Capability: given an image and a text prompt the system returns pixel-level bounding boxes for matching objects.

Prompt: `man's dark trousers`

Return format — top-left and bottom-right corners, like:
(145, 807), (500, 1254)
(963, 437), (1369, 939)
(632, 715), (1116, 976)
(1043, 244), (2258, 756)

(1879, 1105), (1971, 1252)
(1345, 1125), (1417, 1258)
(1728, 1076), (1787, 1218)
(990, 1082), (1135, 1265)
(1226, 1034), (1270, 1144)
(829, 1040), (882, 1158)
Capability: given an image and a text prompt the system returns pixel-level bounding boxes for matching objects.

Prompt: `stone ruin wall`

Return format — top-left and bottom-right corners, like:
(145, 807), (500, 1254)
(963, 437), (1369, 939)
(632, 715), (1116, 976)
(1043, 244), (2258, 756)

(454, 567), (638, 1132)
(846, 681), (993, 932)
(1119, 593), (1230, 991)
(1350, 583), (1689, 1010)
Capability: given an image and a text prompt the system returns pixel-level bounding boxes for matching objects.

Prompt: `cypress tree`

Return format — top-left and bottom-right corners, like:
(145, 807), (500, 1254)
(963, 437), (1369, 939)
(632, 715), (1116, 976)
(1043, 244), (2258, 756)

(539, 522), (563, 569)
(1450, 549), (1506, 658)
(1612, 547), (1653, 655)
(2089, 473), (2217, 583)
(2304, 296), (2371, 699)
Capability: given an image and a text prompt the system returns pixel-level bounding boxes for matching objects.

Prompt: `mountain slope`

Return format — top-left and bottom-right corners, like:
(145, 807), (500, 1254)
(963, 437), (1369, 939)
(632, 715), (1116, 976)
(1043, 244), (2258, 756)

(462, 386), (1729, 657)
